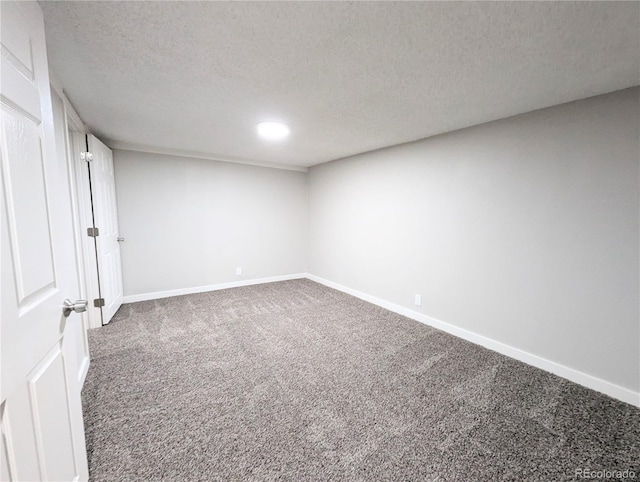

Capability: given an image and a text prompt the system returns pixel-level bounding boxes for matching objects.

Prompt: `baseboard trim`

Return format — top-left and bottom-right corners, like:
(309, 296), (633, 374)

(305, 273), (640, 408)
(122, 273), (307, 303)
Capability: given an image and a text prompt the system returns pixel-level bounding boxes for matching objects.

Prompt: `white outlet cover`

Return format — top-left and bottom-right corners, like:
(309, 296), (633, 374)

(414, 294), (422, 306)
(236, 267), (242, 276)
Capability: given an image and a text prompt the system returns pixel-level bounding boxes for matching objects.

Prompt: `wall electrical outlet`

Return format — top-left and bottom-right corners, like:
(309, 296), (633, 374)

(414, 294), (422, 306)
(236, 267), (242, 276)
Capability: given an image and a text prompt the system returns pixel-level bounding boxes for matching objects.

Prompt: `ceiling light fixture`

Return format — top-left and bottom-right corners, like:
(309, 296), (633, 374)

(257, 121), (290, 141)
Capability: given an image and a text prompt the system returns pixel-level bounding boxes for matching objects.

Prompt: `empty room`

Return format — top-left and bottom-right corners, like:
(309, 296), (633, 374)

(1, 1), (639, 481)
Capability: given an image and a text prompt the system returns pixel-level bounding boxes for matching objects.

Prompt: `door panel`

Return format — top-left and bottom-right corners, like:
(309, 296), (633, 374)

(1, 106), (56, 304)
(1, 391), (41, 482)
(28, 344), (76, 481)
(88, 135), (123, 323)
(0, 1), (89, 480)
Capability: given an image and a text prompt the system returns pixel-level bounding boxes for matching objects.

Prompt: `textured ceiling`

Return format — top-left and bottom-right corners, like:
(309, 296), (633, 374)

(41, 1), (639, 168)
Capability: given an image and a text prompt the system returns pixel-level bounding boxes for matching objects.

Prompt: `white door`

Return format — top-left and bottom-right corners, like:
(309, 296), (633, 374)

(0, 1), (89, 481)
(88, 135), (123, 324)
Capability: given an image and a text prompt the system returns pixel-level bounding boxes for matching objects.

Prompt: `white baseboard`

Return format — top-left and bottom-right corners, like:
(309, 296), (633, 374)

(122, 273), (307, 303)
(305, 273), (640, 408)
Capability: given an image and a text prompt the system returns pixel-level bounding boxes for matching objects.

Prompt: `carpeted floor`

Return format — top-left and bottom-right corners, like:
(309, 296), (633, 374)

(83, 279), (639, 481)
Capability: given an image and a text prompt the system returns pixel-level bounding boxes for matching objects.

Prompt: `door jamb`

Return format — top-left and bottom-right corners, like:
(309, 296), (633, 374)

(49, 76), (103, 332)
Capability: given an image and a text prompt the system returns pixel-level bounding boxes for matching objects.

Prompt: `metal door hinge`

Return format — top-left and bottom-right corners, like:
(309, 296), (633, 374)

(93, 298), (105, 308)
(80, 151), (93, 162)
(87, 227), (100, 237)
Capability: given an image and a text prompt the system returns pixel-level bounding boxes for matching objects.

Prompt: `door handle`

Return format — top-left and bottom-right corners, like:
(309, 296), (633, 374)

(117, 237), (125, 242)
(62, 299), (88, 317)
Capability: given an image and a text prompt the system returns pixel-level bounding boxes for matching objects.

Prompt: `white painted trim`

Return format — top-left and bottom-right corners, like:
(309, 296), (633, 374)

(78, 357), (90, 387)
(49, 71), (86, 134)
(50, 86), (95, 390)
(108, 142), (309, 173)
(305, 273), (640, 408)
(48, 68), (64, 99)
(122, 273), (307, 303)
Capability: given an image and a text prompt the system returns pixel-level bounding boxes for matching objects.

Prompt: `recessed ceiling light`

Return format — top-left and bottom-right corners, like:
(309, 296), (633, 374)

(257, 121), (290, 141)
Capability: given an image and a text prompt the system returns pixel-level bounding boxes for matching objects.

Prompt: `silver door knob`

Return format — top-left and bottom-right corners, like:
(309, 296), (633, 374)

(117, 237), (125, 242)
(62, 299), (88, 317)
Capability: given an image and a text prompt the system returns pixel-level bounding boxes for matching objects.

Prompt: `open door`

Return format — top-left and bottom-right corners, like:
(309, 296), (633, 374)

(86, 135), (123, 324)
(1, 1), (89, 480)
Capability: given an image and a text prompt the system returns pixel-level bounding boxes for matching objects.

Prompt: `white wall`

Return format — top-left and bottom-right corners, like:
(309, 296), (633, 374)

(114, 151), (307, 297)
(308, 87), (640, 395)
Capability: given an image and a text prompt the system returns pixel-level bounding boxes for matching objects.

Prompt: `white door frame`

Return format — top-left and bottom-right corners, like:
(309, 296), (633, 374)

(49, 74), (103, 330)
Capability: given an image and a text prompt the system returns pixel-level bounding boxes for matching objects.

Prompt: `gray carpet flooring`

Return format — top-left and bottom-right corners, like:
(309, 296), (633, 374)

(83, 279), (640, 481)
